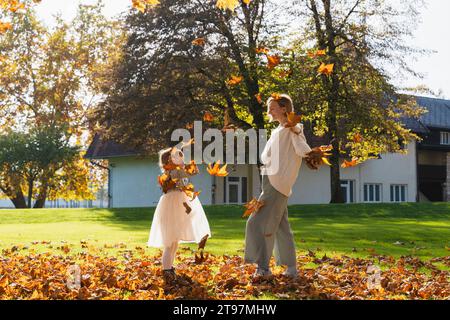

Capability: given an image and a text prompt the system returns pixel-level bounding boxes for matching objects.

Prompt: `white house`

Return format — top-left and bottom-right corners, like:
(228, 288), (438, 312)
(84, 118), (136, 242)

(84, 96), (450, 208)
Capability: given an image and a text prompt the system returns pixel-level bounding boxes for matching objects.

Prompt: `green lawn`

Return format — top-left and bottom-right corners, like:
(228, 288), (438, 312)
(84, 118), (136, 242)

(0, 202), (449, 261)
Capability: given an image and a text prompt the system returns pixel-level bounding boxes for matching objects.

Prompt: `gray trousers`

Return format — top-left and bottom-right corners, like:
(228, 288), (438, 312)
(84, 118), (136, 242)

(244, 175), (296, 269)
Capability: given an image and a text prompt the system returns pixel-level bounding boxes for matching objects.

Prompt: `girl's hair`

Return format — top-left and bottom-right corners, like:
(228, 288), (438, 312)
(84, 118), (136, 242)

(266, 94), (294, 122)
(158, 147), (173, 172)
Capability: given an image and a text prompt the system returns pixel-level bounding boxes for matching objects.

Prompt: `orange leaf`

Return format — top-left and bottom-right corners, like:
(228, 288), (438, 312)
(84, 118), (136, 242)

(267, 54), (281, 69)
(132, 0), (159, 13)
(242, 197), (265, 218)
(184, 160), (199, 175)
(0, 22), (12, 34)
(318, 63), (334, 76)
(255, 93), (263, 104)
(227, 75), (243, 86)
(192, 37), (206, 46)
(203, 111), (214, 122)
(308, 49), (326, 58)
(271, 93), (282, 100)
(207, 160), (228, 177)
(353, 132), (363, 143)
(284, 112), (302, 128)
(255, 47), (269, 54)
(341, 157), (359, 168)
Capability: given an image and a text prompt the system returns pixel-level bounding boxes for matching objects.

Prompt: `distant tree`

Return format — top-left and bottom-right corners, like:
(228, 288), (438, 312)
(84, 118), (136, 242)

(0, 128), (80, 208)
(0, 2), (115, 207)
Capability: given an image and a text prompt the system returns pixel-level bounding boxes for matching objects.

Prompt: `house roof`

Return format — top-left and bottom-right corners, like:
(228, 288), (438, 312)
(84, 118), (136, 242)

(414, 96), (450, 130)
(400, 114), (430, 134)
(84, 133), (140, 160)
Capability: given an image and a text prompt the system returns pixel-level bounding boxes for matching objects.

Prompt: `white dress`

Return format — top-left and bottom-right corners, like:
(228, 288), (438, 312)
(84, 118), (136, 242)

(147, 170), (211, 248)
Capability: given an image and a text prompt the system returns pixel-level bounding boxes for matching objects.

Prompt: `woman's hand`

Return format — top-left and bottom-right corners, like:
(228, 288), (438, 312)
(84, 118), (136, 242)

(304, 148), (325, 170)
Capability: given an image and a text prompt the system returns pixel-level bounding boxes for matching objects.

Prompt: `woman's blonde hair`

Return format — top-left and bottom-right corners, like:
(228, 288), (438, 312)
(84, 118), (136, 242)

(266, 94), (294, 122)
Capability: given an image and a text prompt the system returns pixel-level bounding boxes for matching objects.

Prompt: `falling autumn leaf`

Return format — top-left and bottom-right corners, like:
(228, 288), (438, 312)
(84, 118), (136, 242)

(184, 160), (199, 175)
(255, 47), (269, 54)
(198, 235), (209, 251)
(227, 75), (243, 86)
(267, 54), (281, 70)
(203, 111), (214, 122)
(353, 132), (363, 143)
(318, 63), (334, 76)
(194, 250), (209, 264)
(284, 112), (302, 128)
(207, 161), (228, 177)
(185, 122), (194, 130)
(183, 202), (192, 214)
(192, 37), (206, 46)
(271, 93), (282, 100)
(181, 183), (201, 200)
(0, 22), (12, 34)
(255, 93), (263, 104)
(216, 0), (239, 11)
(242, 197), (265, 218)
(341, 157), (359, 168)
(308, 49), (326, 58)
(157, 173), (178, 193)
(132, 0), (160, 13)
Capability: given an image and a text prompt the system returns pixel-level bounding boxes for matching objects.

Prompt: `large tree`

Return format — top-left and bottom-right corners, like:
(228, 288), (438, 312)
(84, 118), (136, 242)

(93, 0), (287, 157)
(278, 0), (429, 202)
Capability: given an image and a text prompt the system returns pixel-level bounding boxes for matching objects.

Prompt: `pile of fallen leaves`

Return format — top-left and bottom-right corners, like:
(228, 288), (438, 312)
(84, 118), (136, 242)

(0, 244), (448, 300)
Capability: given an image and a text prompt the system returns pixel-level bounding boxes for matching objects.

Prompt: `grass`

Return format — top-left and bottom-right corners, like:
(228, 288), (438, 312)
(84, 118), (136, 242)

(0, 202), (449, 261)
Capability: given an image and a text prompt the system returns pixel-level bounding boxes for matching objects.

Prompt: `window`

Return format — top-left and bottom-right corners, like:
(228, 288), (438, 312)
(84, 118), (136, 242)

(390, 185), (407, 202)
(364, 184), (382, 202)
(225, 177), (248, 204)
(440, 132), (450, 145)
(340, 180), (355, 203)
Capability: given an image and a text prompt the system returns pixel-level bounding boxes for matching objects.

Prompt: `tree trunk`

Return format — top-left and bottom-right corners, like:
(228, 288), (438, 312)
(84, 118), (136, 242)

(0, 184), (27, 208)
(27, 178), (34, 208)
(33, 195), (47, 208)
(11, 193), (28, 208)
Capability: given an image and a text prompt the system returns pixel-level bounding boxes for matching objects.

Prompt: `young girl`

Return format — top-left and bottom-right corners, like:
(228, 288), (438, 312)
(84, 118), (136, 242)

(148, 146), (211, 282)
(244, 94), (323, 279)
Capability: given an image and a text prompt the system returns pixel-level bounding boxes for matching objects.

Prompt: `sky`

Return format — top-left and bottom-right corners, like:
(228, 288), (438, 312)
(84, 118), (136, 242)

(34, 0), (450, 99)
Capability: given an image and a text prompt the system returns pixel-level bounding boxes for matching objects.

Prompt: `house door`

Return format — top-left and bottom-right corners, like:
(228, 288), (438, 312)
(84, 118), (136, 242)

(340, 180), (355, 203)
(225, 177), (248, 204)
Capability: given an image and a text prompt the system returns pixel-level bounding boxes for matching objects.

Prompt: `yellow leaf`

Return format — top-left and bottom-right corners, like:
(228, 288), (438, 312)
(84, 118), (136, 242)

(318, 63), (334, 76)
(0, 22), (12, 34)
(321, 157), (331, 166)
(132, 0), (159, 13)
(216, 0), (239, 11)
(207, 160), (228, 177)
